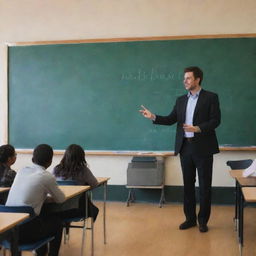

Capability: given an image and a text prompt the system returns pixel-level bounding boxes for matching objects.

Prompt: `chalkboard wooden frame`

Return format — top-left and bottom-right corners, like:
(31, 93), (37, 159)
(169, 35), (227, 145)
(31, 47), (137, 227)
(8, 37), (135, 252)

(13, 147), (256, 156)
(4, 33), (256, 154)
(6, 33), (256, 46)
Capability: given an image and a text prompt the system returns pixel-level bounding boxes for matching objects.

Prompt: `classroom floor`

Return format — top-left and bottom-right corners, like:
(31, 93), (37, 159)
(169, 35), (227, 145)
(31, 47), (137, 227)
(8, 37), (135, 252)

(22, 201), (256, 256)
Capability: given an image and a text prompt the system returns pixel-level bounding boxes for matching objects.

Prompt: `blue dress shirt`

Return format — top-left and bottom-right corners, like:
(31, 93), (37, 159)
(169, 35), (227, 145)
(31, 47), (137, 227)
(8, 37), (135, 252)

(184, 89), (201, 138)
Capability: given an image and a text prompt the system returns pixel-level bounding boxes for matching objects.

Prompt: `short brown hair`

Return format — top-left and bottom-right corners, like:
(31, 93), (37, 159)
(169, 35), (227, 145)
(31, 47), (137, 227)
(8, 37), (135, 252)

(184, 66), (203, 85)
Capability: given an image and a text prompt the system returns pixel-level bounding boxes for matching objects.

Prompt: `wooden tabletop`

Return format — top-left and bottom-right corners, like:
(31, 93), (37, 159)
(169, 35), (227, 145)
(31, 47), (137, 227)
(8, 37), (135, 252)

(59, 185), (90, 200)
(242, 187), (256, 202)
(0, 212), (29, 233)
(0, 187), (10, 193)
(229, 170), (244, 178)
(229, 170), (256, 186)
(236, 177), (256, 186)
(0, 181), (107, 202)
(97, 177), (110, 185)
(0, 179), (108, 202)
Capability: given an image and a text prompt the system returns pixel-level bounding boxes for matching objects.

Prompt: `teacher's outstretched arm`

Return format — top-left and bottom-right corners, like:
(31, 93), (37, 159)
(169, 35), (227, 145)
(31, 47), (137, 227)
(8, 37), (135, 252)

(139, 105), (156, 120)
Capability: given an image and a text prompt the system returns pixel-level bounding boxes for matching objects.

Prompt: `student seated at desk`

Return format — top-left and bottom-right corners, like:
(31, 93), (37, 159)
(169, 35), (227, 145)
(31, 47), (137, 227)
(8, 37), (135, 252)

(0, 144), (17, 187)
(6, 144), (65, 256)
(53, 144), (99, 221)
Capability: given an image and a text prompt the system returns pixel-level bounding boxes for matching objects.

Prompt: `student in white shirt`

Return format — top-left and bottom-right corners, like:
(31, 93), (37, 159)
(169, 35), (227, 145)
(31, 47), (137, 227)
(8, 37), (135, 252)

(6, 144), (65, 256)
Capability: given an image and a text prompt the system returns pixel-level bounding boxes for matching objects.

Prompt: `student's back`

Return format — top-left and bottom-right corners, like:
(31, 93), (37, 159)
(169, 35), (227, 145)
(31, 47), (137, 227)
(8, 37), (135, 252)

(55, 165), (98, 187)
(6, 163), (65, 215)
(5, 144), (65, 256)
(54, 144), (98, 187)
(53, 144), (99, 221)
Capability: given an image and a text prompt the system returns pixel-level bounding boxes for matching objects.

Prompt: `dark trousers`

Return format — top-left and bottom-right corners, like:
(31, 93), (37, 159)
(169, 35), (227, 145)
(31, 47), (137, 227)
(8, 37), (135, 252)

(180, 140), (213, 225)
(17, 215), (63, 256)
(56, 196), (99, 222)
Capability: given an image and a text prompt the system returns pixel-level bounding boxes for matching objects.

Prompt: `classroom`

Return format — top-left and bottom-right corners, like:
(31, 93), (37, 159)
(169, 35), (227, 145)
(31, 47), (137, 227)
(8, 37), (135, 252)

(0, 0), (256, 255)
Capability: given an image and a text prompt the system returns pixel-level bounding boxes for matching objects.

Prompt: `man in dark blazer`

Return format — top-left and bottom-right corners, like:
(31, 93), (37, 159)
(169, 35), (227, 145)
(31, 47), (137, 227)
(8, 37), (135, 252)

(140, 66), (221, 232)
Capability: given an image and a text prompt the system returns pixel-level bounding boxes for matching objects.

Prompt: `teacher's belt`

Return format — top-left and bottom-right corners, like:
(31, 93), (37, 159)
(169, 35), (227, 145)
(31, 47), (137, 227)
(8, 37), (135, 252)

(184, 137), (194, 143)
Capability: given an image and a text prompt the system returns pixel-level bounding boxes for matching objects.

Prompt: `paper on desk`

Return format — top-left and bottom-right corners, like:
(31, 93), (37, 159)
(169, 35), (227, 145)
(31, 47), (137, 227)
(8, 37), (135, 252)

(243, 159), (256, 177)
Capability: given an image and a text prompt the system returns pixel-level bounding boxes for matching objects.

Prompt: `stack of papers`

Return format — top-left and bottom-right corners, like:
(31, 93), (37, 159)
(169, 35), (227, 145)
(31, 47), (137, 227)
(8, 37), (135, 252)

(243, 159), (256, 177)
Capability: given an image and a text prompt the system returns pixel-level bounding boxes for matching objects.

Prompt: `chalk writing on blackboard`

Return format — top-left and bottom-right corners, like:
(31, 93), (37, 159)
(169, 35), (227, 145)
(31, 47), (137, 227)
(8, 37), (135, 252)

(121, 68), (183, 81)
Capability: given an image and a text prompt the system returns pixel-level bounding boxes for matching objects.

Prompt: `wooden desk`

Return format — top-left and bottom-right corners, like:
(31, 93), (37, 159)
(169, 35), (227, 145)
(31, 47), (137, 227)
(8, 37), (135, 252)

(46, 185), (90, 256)
(58, 185), (90, 200)
(0, 187), (10, 193)
(0, 187), (10, 206)
(0, 213), (29, 234)
(97, 177), (110, 186)
(45, 185), (90, 214)
(229, 169), (244, 179)
(241, 187), (256, 202)
(0, 212), (29, 256)
(229, 169), (256, 185)
(45, 185), (90, 215)
(236, 177), (256, 187)
(228, 169), (256, 231)
(229, 172), (256, 255)
(96, 177), (110, 245)
(238, 187), (256, 255)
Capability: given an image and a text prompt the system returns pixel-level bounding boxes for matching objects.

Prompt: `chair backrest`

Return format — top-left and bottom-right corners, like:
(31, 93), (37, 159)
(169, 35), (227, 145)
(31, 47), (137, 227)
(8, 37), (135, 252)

(226, 159), (253, 170)
(57, 180), (78, 185)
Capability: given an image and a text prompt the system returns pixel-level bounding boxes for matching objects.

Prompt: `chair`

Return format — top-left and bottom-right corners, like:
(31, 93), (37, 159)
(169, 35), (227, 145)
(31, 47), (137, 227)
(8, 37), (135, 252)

(57, 180), (79, 186)
(57, 180), (94, 256)
(226, 159), (253, 170)
(226, 159), (253, 231)
(0, 205), (54, 256)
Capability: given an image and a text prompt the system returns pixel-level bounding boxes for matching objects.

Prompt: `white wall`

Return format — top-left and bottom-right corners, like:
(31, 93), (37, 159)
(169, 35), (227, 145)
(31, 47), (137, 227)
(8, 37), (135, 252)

(0, 0), (256, 186)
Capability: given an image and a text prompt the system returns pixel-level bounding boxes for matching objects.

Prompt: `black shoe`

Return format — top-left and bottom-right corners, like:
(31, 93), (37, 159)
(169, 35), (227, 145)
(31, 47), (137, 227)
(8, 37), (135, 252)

(199, 224), (208, 233)
(179, 220), (197, 230)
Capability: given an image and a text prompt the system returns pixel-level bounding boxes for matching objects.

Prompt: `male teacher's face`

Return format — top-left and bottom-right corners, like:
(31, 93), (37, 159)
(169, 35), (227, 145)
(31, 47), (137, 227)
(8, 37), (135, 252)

(183, 72), (200, 91)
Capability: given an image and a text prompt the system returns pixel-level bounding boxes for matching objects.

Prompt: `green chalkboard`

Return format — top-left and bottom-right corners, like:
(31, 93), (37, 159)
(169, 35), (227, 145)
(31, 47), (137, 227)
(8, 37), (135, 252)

(8, 37), (256, 150)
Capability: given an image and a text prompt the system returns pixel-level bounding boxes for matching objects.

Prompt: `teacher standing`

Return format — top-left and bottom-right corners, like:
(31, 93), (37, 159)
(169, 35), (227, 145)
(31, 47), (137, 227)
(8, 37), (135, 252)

(140, 66), (221, 233)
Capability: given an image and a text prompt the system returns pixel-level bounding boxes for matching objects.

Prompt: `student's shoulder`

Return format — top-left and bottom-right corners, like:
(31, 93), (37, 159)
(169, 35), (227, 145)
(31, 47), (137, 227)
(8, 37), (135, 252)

(7, 168), (16, 177)
(15, 166), (32, 176)
(40, 173), (59, 190)
(41, 171), (57, 183)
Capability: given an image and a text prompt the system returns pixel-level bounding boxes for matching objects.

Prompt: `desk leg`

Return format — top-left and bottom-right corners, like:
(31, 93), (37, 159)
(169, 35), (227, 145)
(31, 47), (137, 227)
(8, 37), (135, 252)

(238, 189), (244, 256)
(126, 189), (135, 207)
(159, 186), (165, 208)
(103, 182), (107, 244)
(81, 191), (88, 256)
(126, 189), (131, 207)
(91, 218), (94, 256)
(236, 183), (242, 238)
(10, 226), (20, 256)
(235, 180), (239, 231)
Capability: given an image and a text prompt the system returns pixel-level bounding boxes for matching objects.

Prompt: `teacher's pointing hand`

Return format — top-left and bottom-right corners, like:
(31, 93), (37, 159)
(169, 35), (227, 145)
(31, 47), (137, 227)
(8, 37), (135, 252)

(139, 105), (156, 120)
